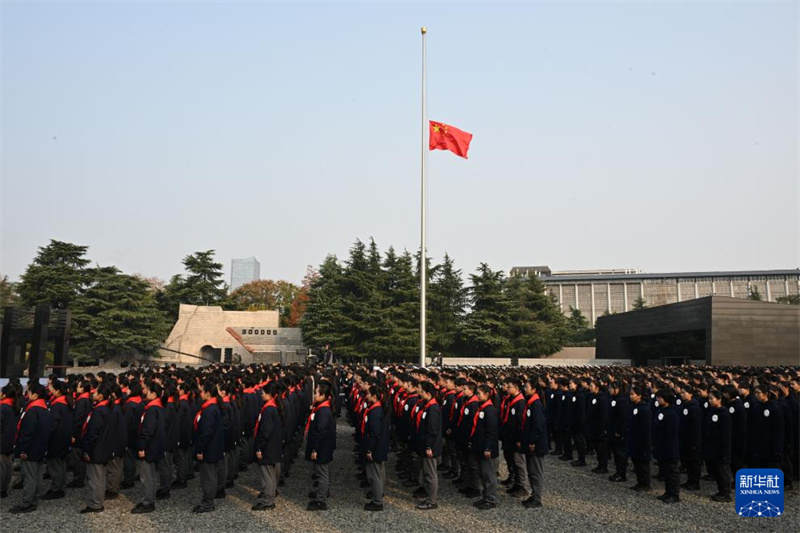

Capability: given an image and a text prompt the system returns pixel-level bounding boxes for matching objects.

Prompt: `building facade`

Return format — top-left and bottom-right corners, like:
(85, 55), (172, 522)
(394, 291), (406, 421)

(230, 257), (261, 292)
(510, 265), (800, 324)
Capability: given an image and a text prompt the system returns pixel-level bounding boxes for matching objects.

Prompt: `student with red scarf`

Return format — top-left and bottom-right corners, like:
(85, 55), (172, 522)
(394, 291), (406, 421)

(305, 381), (335, 511)
(252, 381), (283, 511)
(520, 378), (548, 509)
(0, 384), (18, 499)
(80, 383), (116, 513)
(42, 379), (73, 500)
(132, 380), (165, 514)
(415, 381), (442, 511)
(470, 385), (499, 510)
(67, 380), (92, 489)
(193, 378), (225, 513)
(9, 381), (51, 514)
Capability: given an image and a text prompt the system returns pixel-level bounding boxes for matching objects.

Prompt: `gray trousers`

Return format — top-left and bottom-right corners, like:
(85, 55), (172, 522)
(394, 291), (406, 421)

(225, 450), (237, 483)
(139, 460), (157, 506)
(70, 448), (86, 482)
(479, 456), (499, 504)
(198, 462), (217, 509)
(157, 452), (173, 492)
(86, 462), (106, 510)
(123, 449), (139, 484)
(174, 448), (190, 483)
(513, 452), (531, 494)
(106, 456), (122, 493)
(421, 455), (439, 504)
(526, 454), (544, 504)
(217, 457), (227, 491)
(257, 463), (278, 506)
(21, 460), (44, 507)
(365, 460), (385, 505)
(1, 454), (12, 493)
(466, 453), (481, 490)
(48, 455), (68, 492)
(312, 462), (330, 504)
(445, 437), (459, 474)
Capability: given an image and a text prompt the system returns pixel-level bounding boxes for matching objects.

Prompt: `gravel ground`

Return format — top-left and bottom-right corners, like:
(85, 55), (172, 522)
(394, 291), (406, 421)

(2, 415), (797, 533)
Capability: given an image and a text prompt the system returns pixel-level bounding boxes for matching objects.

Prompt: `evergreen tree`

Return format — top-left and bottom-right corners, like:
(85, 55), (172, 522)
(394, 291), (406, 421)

(0, 275), (20, 320)
(428, 253), (466, 355)
(564, 306), (595, 345)
(17, 240), (90, 309)
(632, 296), (648, 310)
(458, 263), (510, 357)
(338, 239), (386, 358)
(301, 255), (348, 352)
(747, 286), (762, 301)
(159, 250), (228, 321)
(71, 267), (168, 360)
(503, 273), (566, 357)
(371, 249), (419, 357)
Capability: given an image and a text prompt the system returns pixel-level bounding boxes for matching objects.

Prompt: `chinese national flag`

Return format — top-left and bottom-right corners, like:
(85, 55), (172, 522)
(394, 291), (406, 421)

(429, 121), (473, 159)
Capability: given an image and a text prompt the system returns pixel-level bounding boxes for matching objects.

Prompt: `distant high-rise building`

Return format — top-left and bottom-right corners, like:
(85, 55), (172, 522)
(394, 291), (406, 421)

(230, 257), (260, 292)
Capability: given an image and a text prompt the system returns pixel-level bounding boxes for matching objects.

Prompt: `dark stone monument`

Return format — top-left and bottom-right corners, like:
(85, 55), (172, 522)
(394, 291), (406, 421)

(1, 305), (71, 379)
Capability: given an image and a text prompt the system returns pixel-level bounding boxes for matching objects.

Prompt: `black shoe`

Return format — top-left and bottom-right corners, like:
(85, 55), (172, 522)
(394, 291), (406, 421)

(12, 480), (23, 490)
(681, 482), (700, 491)
(570, 460), (587, 467)
(0, 491), (7, 498)
(630, 484), (651, 492)
(42, 490), (66, 500)
(9, 504), (37, 514)
(364, 502), (384, 511)
(522, 497), (542, 508)
(215, 489), (226, 499)
(156, 490), (170, 500)
(500, 477), (515, 486)
(79, 506), (104, 514)
(415, 501), (438, 510)
(306, 501), (328, 511)
(475, 500), (496, 510)
(131, 503), (155, 514)
(120, 480), (134, 489)
(442, 471), (458, 479)
(701, 474), (715, 481)
(104, 491), (119, 500)
(662, 495), (680, 504)
(192, 504), (214, 513)
(66, 480), (86, 489)
(171, 480), (188, 489)
(505, 484), (521, 494)
(251, 501), (275, 511)
(592, 467), (609, 474)
(459, 487), (481, 498)
(711, 493), (732, 503)
(402, 479), (418, 488)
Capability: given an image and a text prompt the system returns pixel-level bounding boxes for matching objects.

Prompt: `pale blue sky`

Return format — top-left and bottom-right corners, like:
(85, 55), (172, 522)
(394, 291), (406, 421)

(2, 1), (798, 285)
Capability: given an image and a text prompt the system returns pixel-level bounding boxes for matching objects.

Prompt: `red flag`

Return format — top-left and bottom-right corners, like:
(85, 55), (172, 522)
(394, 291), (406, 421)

(429, 121), (473, 159)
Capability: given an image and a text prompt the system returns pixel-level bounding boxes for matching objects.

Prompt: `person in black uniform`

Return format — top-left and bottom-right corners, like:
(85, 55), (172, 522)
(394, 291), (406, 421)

(722, 384), (747, 479)
(157, 382), (179, 500)
(0, 384), (18, 499)
(253, 381), (283, 511)
(415, 381), (442, 511)
(121, 381), (143, 490)
(80, 384), (116, 513)
(105, 382), (126, 500)
(471, 384), (499, 510)
(305, 381), (336, 511)
(10, 381), (52, 514)
(520, 378), (547, 508)
(587, 380), (610, 474)
(362, 385), (389, 511)
(133, 380), (165, 514)
(627, 385), (652, 493)
(569, 379), (588, 467)
(42, 380), (73, 500)
(607, 381), (629, 483)
(555, 379), (572, 461)
(653, 388), (680, 504)
(193, 379), (225, 514)
(67, 380), (92, 490)
(703, 388), (733, 502)
(173, 381), (197, 489)
(678, 386), (702, 491)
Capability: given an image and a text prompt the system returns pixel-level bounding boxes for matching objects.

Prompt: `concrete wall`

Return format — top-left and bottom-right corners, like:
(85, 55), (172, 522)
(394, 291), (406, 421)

(439, 357), (628, 367)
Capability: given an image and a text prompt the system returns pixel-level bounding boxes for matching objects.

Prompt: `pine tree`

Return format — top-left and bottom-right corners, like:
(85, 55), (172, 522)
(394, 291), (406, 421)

(301, 255), (348, 353)
(458, 263), (510, 357)
(504, 273), (566, 357)
(159, 250), (228, 321)
(17, 240), (91, 309)
(564, 307), (595, 345)
(372, 249), (419, 357)
(428, 253), (466, 355)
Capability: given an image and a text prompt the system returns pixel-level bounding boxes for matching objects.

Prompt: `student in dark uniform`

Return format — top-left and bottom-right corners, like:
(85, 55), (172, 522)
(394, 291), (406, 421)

(777, 383), (796, 491)
(502, 380), (529, 498)
(305, 381), (336, 511)
(80, 384), (116, 514)
(68, 380), (92, 489)
(721, 384), (747, 479)
(456, 382), (481, 497)
(545, 378), (559, 455)
(555, 379), (572, 461)
(703, 388), (733, 502)
(133, 380), (165, 514)
(173, 381), (196, 489)
(121, 381), (143, 489)
(471, 384), (499, 510)
(10, 381), (51, 514)
(363, 385), (389, 511)
(43, 380), (73, 500)
(0, 384), (18, 498)
(608, 381), (629, 483)
(253, 381), (283, 511)
(415, 381), (442, 511)
(653, 388), (680, 504)
(157, 382), (179, 500)
(193, 379), (225, 513)
(569, 379), (588, 467)
(678, 386), (702, 491)
(587, 380), (610, 474)
(520, 378), (547, 508)
(627, 385), (652, 493)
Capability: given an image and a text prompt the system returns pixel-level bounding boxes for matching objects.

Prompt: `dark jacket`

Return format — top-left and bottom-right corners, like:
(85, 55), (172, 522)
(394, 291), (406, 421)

(124, 397), (145, 450)
(178, 396), (197, 449)
(14, 400), (51, 461)
(0, 402), (18, 455)
(521, 395), (549, 456)
(194, 400), (225, 463)
(47, 398), (73, 458)
(653, 407), (679, 461)
(138, 400), (166, 463)
(470, 401), (499, 458)
(111, 401), (127, 458)
(254, 402), (283, 465)
(364, 403), (390, 462)
(419, 401), (443, 457)
(751, 400), (784, 461)
(679, 398), (702, 453)
(164, 401), (180, 452)
(727, 398), (747, 461)
(702, 406), (732, 463)
(72, 394), (92, 444)
(555, 391), (570, 432)
(608, 394), (629, 442)
(626, 401), (651, 460)
(587, 392), (610, 438)
(501, 393), (525, 444)
(305, 403), (336, 464)
(570, 389), (587, 435)
(83, 401), (116, 464)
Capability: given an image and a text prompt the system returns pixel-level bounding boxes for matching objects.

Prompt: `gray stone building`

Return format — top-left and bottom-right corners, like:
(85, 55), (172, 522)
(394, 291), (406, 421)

(510, 265), (800, 324)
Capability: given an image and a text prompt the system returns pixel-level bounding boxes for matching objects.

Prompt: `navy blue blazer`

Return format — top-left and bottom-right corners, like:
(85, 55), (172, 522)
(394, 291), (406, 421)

(254, 403), (284, 465)
(679, 399), (702, 453)
(305, 404), (336, 464)
(47, 399), (73, 458)
(587, 392), (610, 438)
(138, 401), (165, 463)
(0, 402), (18, 455)
(364, 404), (389, 462)
(702, 406), (732, 463)
(608, 395), (630, 441)
(521, 396), (549, 457)
(83, 402), (116, 464)
(15, 401), (51, 462)
(626, 401), (652, 460)
(194, 401), (225, 463)
(653, 407), (679, 461)
(470, 402), (499, 458)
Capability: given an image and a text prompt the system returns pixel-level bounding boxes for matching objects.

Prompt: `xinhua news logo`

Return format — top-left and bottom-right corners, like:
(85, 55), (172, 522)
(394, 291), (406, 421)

(735, 469), (784, 517)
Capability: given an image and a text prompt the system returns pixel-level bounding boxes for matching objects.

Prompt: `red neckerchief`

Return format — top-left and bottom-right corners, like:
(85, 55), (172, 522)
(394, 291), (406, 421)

(15, 398), (47, 441)
(222, 396), (231, 403)
(458, 395), (479, 425)
(77, 392), (90, 402)
(520, 392), (540, 428)
(415, 398), (437, 429)
(1, 398), (14, 407)
(179, 394), (189, 402)
(82, 399), (109, 437)
(470, 399), (493, 437)
(502, 393), (524, 424)
(361, 401), (381, 434)
(243, 387), (256, 394)
(194, 397), (217, 431)
(50, 395), (68, 407)
(253, 398), (278, 438)
(305, 400), (331, 435)
(402, 394), (419, 417)
(122, 387), (130, 396)
(125, 396), (142, 406)
(140, 398), (163, 431)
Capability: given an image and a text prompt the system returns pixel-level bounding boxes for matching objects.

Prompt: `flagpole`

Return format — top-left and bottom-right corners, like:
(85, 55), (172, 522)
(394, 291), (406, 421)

(420, 26), (428, 369)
